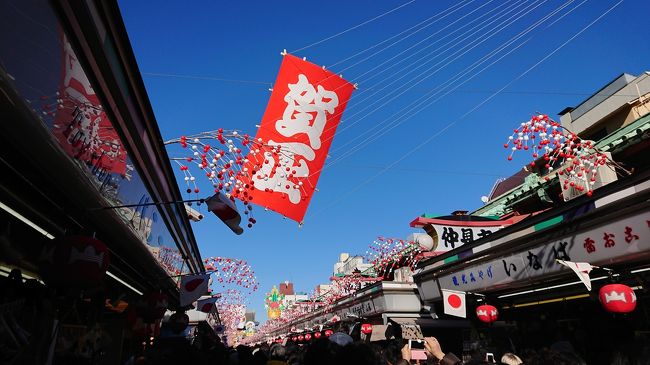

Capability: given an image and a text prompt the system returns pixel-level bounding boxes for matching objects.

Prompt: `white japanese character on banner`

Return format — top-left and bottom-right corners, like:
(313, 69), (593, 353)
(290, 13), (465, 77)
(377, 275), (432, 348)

(253, 141), (315, 204)
(275, 74), (339, 150)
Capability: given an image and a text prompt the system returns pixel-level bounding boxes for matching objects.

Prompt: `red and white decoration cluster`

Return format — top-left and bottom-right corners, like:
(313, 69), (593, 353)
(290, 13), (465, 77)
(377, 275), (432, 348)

(503, 114), (611, 197)
(166, 130), (272, 228)
(366, 237), (424, 278)
(166, 54), (355, 227)
(156, 246), (186, 276)
(204, 256), (259, 293)
(243, 237), (428, 343)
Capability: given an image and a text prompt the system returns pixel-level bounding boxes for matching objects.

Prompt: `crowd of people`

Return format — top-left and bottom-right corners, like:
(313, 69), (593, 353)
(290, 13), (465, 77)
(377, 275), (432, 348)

(125, 320), (650, 365)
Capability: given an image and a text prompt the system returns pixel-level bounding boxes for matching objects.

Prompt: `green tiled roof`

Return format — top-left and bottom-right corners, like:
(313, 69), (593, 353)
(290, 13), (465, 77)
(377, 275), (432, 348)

(597, 112), (650, 152)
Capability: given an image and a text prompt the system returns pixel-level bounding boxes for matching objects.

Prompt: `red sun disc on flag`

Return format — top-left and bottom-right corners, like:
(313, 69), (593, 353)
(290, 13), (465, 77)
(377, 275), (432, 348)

(448, 294), (462, 308)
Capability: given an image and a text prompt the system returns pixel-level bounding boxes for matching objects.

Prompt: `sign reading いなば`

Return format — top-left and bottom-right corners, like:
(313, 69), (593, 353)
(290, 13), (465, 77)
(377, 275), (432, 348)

(243, 54), (355, 223)
(436, 210), (650, 298)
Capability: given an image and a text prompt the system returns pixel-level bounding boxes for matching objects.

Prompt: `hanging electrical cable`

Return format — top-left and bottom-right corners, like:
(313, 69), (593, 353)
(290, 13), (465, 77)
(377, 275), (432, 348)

(309, 0), (623, 219)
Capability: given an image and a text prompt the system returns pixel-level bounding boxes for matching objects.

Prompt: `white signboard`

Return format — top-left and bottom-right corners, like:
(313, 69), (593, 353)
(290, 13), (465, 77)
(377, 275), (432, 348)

(430, 224), (503, 251)
(437, 210), (650, 296)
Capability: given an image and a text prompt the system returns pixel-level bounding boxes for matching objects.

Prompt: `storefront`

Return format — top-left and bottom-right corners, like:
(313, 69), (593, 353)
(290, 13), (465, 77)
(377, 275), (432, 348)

(0, 0), (205, 363)
(263, 280), (473, 349)
(413, 168), (650, 364)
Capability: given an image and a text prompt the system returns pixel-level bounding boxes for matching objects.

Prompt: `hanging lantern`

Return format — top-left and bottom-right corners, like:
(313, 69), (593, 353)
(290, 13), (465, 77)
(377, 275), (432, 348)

(276, 338), (283, 344)
(137, 291), (169, 323)
(39, 235), (110, 288)
(361, 323), (373, 335)
(314, 331), (322, 339)
(169, 311), (190, 333)
(297, 334), (304, 342)
(305, 333), (312, 341)
(476, 304), (498, 323)
(599, 284), (637, 313)
(325, 329), (333, 337)
(291, 336), (297, 342)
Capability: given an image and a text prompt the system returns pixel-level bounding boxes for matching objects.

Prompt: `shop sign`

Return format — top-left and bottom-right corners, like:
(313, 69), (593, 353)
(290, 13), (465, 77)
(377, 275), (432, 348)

(437, 210), (650, 297)
(428, 224), (503, 252)
(347, 300), (376, 317)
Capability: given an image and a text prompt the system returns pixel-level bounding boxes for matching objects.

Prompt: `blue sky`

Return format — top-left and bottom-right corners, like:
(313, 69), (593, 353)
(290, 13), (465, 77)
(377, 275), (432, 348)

(118, 0), (650, 322)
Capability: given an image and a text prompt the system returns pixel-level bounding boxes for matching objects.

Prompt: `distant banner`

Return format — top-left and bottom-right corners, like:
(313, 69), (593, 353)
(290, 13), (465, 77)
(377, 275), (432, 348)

(52, 34), (126, 175)
(243, 54), (355, 223)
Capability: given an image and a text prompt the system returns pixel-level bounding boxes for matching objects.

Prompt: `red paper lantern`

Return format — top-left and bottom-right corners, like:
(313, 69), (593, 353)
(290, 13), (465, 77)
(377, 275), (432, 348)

(305, 333), (312, 341)
(137, 291), (169, 323)
(361, 323), (373, 335)
(298, 334), (304, 342)
(599, 284), (637, 313)
(39, 235), (110, 288)
(476, 304), (498, 323)
(314, 331), (322, 339)
(276, 338), (283, 344)
(291, 336), (297, 342)
(324, 329), (333, 337)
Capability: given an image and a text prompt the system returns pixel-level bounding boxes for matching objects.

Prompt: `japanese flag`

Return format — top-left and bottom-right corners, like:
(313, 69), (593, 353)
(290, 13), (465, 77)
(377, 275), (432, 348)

(442, 289), (466, 318)
(180, 273), (211, 307)
(557, 260), (594, 291)
(196, 296), (219, 313)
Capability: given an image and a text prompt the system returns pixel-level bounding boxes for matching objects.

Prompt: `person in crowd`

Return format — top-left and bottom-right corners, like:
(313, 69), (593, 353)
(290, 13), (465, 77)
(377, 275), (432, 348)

(500, 352), (523, 365)
(423, 337), (462, 365)
(303, 337), (341, 365)
(142, 322), (200, 364)
(253, 347), (269, 365)
(333, 341), (383, 365)
(267, 343), (288, 365)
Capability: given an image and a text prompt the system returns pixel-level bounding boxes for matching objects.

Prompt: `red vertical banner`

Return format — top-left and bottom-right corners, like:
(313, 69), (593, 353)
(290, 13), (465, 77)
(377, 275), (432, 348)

(241, 54), (355, 223)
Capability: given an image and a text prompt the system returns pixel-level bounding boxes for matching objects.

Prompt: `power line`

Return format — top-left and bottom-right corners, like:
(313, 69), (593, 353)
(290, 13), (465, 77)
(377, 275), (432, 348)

(338, 164), (508, 177)
(142, 72), (272, 85)
(309, 0), (623, 220)
(291, 0), (416, 54)
(139, 72), (640, 97)
(324, 0), (549, 159)
(327, 0), (473, 69)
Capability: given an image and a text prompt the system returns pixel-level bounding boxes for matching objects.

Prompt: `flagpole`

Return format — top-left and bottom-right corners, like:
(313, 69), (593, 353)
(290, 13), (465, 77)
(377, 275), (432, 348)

(555, 259), (613, 271)
(94, 198), (206, 210)
(169, 269), (218, 278)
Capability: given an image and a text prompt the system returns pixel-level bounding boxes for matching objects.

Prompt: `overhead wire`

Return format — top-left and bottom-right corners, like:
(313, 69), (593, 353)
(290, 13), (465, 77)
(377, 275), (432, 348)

(329, 0), (483, 76)
(291, 0), (416, 54)
(291, 0), (527, 145)
(322, 0), (550, 160)
(325, 0), (533, 140)
(315, 0), (513, 124)
(325, 0), (573, 162)
(309, 0), (623, 219)
(327, 0), (474, 69)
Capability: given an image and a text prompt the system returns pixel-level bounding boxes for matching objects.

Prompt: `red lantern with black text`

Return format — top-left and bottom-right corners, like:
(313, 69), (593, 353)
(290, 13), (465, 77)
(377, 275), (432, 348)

(599, 284), (636, 313)
(325, 329), (333, 337)
(476, 304), (498, 323)
(298, 334), (304, 342)
(314, 331), (322, 339)
(361, 323), (373, 335)
(305, 333), (312, 341)
(291, 336), (297, 342)
(39, 235), (110, 288)
(276, 338), (283, 344)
